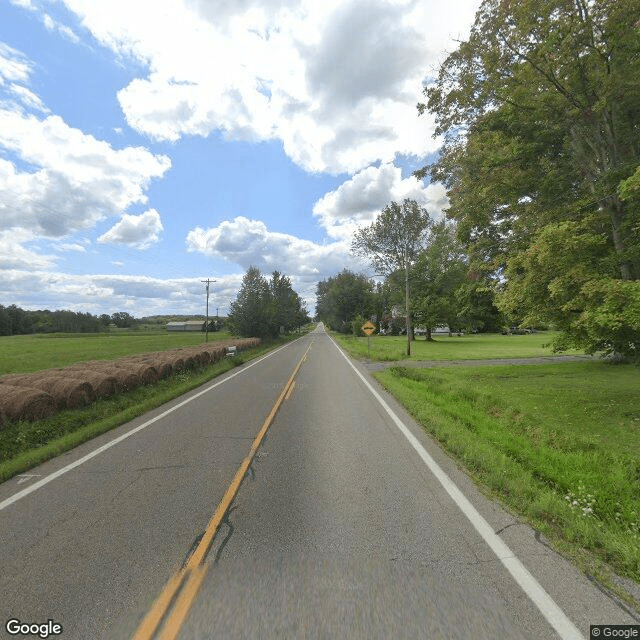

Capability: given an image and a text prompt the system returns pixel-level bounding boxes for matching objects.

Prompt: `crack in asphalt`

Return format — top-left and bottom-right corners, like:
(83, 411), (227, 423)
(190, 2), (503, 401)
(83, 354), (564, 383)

(213, 504), (237, 565)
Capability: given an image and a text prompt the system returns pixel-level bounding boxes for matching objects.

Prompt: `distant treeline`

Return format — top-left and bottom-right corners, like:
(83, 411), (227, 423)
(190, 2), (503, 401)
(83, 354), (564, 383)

(0, 305), (139, 336)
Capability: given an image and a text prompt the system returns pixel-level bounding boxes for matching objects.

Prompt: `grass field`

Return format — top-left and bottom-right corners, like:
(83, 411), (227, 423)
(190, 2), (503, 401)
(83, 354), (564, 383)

(333, 331), (578, 361)
(374, 361), (640, 591)
(0, 326), (234, 375)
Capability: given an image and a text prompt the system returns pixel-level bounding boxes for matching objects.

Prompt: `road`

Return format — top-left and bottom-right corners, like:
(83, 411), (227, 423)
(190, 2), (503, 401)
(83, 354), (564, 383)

(0, 324), (637, 639)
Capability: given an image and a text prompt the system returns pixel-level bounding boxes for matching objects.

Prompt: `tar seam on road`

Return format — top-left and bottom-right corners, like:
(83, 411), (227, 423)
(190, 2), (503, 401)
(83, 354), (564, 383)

(0, 341), (297, 513)
(130, 339), (314, 640)
(329, 334), (586, 640)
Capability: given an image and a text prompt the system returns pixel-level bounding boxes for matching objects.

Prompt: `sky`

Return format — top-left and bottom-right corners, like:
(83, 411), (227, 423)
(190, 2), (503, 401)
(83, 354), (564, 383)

(0, 0), (479, 318)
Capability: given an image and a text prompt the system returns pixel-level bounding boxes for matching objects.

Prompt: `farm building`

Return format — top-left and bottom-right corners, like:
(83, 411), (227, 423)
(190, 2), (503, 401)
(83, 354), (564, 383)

(166, 321), (204, 332)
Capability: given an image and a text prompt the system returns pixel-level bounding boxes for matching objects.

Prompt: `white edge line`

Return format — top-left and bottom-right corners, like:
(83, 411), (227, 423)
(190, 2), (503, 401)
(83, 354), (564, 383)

(330, 335), (585, 640)
(0, 341), (296, 512)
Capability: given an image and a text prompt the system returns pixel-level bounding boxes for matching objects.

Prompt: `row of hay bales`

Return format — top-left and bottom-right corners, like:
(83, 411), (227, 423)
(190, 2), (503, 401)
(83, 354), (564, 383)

(0, 338), (260, 426)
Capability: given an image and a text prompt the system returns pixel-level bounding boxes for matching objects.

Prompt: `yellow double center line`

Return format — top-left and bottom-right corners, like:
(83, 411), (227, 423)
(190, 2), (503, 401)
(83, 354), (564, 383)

(131, 341), (313, 640)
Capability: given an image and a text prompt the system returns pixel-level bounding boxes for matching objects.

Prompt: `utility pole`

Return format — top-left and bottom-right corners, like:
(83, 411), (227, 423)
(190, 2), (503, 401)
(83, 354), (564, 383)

(201, 278), (216, 342)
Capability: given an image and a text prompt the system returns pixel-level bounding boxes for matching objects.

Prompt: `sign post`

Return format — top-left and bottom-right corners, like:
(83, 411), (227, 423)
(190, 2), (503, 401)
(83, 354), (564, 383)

(361, 321), (376, 359)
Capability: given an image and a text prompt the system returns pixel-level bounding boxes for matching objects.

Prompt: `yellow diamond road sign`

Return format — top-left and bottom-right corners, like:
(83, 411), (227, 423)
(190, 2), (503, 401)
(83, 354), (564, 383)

(361, 321), (376, 336)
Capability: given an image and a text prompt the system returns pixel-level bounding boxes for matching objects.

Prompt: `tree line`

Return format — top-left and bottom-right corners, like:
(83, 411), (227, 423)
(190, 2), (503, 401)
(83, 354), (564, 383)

(227, 268), (310, 339)
(316, 201), (502, 347)
(0, 306), (141, 336)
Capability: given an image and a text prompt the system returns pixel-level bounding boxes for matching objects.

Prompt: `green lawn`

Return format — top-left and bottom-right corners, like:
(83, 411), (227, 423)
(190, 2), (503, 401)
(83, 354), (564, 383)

(375, 361), (640, 589)
(333, 331), (579, 361)
(0, 327), (233, 375)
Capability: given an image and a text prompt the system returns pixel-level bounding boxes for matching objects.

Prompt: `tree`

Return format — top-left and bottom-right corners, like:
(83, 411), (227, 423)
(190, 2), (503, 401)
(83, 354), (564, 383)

(352, 199), (432, 355)
(315, 270), (376, 333)
(111, 312), (137, 328)
(455, 279), (503, 333)
(269, 271), (309, 334)
(418, 0), (640, 358)
(228, 266), (273, 338)
(228, 267), (308, 339)
(411, 221), (468, 338)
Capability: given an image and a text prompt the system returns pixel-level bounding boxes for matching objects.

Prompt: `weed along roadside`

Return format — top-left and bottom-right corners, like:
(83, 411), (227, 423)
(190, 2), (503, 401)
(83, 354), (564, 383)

(335, 331), (640, 610)
(0, 335), (300, 484)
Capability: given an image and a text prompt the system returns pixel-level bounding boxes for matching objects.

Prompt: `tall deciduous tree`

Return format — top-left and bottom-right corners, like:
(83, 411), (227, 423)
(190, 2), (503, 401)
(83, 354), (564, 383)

(418, 0), (640, 359)
(315, 269), (376, 333)
(352, 199), (432, 355)
(411, 221), (468, 339)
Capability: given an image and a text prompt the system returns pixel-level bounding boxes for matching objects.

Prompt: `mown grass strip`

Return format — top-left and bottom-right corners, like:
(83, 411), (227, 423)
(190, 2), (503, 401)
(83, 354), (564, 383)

(332, 330), (579, 362)
(374, 362), (640, 593)
(0, 339), (290, 484)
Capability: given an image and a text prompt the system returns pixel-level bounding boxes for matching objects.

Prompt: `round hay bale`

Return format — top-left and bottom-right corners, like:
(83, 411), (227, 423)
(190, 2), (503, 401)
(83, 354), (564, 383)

(114, 361), (159, 385)
(86, 366), (141, 392)
(64, 370), (118, 399)
(148, 359), (172, 378)
(0, 373), (33, 385)
(166, 356), (185, 372)
(0, 384), (56, 422)
(28, 376), (95, 410)
(182, 354), (197, 369)
(194, 349), (211, 365)
(7, 373), (95, 409)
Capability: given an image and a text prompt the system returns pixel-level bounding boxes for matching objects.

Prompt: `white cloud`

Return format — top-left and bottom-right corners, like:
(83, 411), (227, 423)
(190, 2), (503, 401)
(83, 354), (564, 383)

(9, 0), (34, 9)
(0, 269), (248, 316)
(0, 112), (171, 237)
(8, 83), (49, 113)
(57, 239), (89, 252)
(186, 215), (358, 278)
(0, 42), (33, 85)
(42, 13), (81, 43)
(312, 163), (449, 240)
(98, 209), (163, 249)
(57, 0), (479, 174)
(0, 229), (56, 269)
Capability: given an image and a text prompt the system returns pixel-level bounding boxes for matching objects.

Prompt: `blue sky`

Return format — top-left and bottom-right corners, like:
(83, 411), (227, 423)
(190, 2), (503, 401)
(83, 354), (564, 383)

(0, 0), (479, 317)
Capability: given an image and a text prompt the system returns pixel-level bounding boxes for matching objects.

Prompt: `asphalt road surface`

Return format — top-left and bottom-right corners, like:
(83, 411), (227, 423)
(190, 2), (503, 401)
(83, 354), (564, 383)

(0, 324), (637, 639)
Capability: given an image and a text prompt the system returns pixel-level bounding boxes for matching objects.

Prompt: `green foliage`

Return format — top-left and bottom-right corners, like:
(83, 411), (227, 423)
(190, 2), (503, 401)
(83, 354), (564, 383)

(111, 311), (137, 328)
(0, 305), (105, 336)
(352, 198), (433, 354)
(410, 220), (468, 334)
(499, 217), (640, 359)
(565, 279), (640, 361)
(315, 269), (376, 333)
(228, 266), (309, 339)
(351, 199), (432, 276)
(269, 270), (309, 334)
(419, 0), (640, 355)
(350, 314), (366, 337)
(455, 279), (504, 333)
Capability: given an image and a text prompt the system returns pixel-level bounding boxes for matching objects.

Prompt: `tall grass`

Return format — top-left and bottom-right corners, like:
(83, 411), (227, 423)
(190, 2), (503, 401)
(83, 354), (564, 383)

(375, 362), (640, 587)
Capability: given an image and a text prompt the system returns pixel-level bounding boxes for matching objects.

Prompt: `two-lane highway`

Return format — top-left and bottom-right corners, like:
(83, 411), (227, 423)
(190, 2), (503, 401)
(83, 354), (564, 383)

(0, 325), (637, 638)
